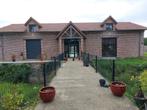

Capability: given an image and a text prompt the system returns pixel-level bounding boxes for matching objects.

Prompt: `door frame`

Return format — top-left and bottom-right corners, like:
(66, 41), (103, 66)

(64, 38), (80, 58)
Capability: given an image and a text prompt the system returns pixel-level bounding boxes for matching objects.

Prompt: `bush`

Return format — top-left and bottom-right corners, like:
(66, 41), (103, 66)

(144, 38), (147, 45)
(0, 64), (31, 83)
(1, 84), (24, 110)
(0, 83), (40, 110)
(139, 70), (147, 93)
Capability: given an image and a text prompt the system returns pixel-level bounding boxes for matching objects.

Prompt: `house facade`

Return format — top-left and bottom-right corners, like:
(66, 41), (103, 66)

(0, 16), (146, 61)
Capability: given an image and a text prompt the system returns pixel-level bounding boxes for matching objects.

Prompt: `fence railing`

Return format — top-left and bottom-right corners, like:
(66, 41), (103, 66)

(43, 53), (64, 86)
(81, 52), (116, 81)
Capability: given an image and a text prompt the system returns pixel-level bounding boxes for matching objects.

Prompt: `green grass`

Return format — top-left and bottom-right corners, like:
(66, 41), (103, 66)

(144, 52), (147, 57)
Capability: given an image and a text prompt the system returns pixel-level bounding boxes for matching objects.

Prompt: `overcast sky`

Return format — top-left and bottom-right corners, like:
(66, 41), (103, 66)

(0, 0), (146, 36)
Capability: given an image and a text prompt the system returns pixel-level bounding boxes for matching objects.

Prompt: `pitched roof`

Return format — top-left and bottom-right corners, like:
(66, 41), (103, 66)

(116, 22), (147, 30)
(0, 22), (146, 32)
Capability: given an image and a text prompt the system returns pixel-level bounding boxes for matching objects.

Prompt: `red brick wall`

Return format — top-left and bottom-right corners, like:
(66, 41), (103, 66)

(84, 31), (144, 58)
(0, 30), (144, 61)
(1, 32), (59, 61)
(84, 31), (101, 56)
(117, 31), (139, 57)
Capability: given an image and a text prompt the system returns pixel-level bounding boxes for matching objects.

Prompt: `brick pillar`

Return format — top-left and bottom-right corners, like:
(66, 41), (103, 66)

(59, 38), (62, 54)
(81, 38), (84, 52)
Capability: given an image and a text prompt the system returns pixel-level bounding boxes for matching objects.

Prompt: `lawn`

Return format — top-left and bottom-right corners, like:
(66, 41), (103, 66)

(144, 52), (147, 57)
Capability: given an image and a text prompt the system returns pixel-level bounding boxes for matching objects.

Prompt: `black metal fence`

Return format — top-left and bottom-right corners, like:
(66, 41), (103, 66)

(81, 52), (116, 81)
(42, 53), (64, 86)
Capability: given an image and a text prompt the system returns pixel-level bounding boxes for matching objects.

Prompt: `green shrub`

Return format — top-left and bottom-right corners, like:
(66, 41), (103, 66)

(0, 64), (31, 83)
(0, 83), (40, 110)
(144, 38), (147, 45)
(1, 84), (24, 110)
(139, 70), (147, 93)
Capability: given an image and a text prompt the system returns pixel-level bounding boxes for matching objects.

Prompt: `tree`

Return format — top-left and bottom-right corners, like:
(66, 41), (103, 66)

(144, 38), (147, 45)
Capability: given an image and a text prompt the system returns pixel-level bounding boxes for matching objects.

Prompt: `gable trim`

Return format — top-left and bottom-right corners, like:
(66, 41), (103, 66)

(56, 21), (86, 39)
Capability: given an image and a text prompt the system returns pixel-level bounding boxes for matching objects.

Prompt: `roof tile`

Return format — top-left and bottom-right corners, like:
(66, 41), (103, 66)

(0, 22), (146, 32)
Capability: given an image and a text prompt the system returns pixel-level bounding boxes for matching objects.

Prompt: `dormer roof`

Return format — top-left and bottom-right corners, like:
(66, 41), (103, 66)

(101, 16), (117, 26)
(24, 17), (42, 28)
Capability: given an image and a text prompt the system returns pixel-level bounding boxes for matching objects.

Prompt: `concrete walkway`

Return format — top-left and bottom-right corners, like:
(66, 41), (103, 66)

(35, 59), (138, 110)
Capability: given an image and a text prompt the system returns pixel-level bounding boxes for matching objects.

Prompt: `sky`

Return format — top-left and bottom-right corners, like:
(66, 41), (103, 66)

(0, 0), (146, 36)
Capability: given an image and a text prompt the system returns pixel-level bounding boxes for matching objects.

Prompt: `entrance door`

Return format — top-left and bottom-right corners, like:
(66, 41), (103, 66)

(64, 39), (79, 58)
(26, 39), (41, 59)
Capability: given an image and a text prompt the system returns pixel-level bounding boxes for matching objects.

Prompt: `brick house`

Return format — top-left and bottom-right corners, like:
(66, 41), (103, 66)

(0, 16), (146, 61)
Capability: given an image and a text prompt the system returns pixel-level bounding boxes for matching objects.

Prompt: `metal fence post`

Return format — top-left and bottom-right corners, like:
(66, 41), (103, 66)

(43, 63), (46, 87)
(54, 57), (57, 75)
(87, 53), (90, 65)
(112, 59), (115, 81)
(95, 56), (98, 73)
(59, 56), (61, 68)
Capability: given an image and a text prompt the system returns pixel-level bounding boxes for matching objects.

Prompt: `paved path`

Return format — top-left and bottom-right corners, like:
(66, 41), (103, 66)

(35, 59), (138, 110)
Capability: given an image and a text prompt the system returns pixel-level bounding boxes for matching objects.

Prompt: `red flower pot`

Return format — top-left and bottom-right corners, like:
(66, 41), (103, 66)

(39, 86), (56, 103)
(110, 81), (126, 97)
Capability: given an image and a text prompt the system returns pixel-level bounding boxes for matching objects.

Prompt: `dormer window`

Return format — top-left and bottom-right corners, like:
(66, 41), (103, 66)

(29, 24), (37, 32)
(106, 23), (113, 31)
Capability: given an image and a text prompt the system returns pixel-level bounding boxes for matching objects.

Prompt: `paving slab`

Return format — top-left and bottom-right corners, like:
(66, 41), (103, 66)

(35, 59), (138, 110)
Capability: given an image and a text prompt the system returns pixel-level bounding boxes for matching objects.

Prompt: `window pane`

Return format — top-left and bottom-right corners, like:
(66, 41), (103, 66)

(106, 23), (113, 31)
(29, 24), (37, 32)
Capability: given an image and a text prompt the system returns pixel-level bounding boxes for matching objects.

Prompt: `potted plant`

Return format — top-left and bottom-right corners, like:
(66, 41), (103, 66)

(132, 68), (147, 109)
(40, 54), (44, 61)
(110, 81), (126, 97)
(20, 52), (25, 60)
(39, 86), (56, 103)
(134, 86), (147, 109)
(11, 54), (16, 62)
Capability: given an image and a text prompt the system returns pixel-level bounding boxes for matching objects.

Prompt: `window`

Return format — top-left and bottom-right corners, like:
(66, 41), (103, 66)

(106, 23), (113, 31)
(29, 24), (37, 32)
(102, 38), (117, 57)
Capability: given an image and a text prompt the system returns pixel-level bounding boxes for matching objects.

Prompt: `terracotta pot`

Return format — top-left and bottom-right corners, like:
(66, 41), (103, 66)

(110, 81), (126, 97)
(39, 86), (56, 103)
